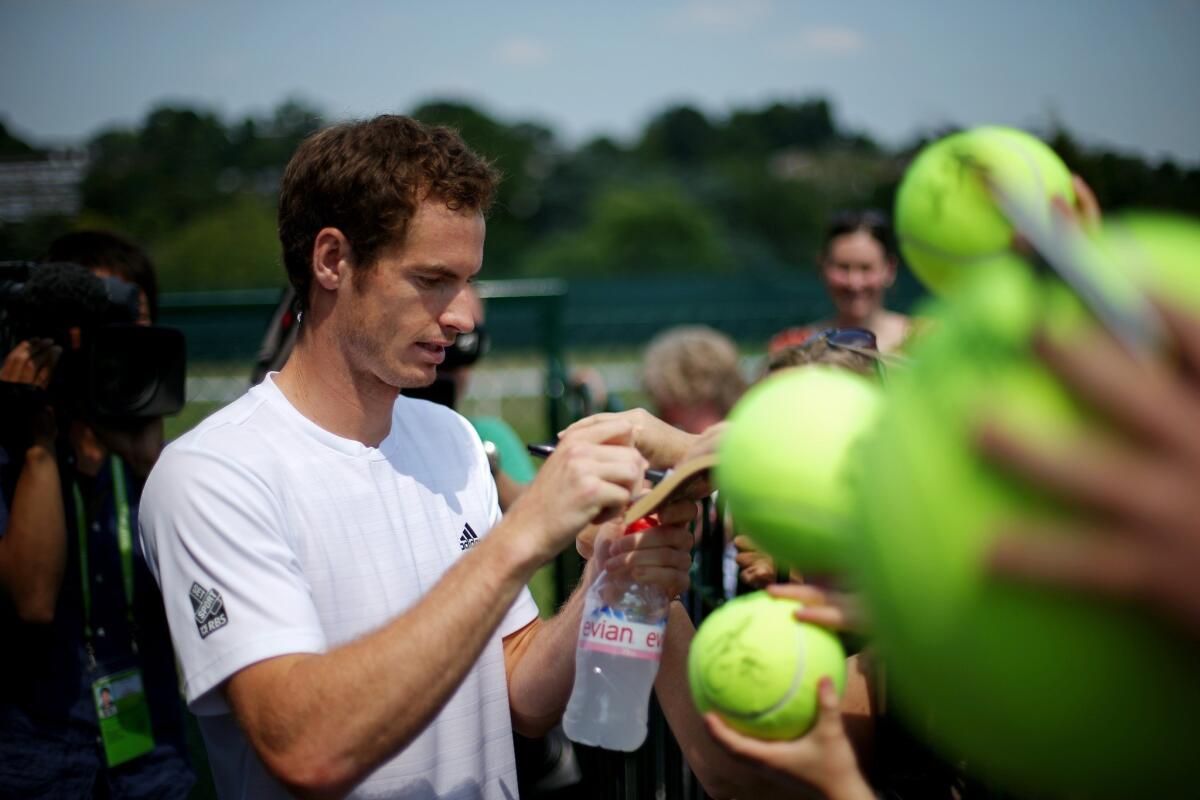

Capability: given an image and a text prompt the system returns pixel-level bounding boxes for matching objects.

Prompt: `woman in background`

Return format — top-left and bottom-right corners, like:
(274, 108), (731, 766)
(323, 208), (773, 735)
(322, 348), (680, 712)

(771, 210), (913, 355)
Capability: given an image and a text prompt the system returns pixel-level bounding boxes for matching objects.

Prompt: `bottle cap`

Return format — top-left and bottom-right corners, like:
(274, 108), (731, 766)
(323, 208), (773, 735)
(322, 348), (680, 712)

(624, 514), (659, 535)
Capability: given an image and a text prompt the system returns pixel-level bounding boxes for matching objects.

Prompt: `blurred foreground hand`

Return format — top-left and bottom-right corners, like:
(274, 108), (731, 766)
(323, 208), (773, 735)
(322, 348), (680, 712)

(733, 535), (776, 590)
(979, 302), (1200, 640)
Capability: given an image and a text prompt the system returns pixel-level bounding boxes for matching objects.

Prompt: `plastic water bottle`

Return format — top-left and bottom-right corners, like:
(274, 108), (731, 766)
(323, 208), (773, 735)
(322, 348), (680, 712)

(563, 518), (671, 751)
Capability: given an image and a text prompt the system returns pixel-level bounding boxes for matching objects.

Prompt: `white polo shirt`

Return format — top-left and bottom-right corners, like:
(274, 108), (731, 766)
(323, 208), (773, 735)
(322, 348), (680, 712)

(139, 375), (538, 799)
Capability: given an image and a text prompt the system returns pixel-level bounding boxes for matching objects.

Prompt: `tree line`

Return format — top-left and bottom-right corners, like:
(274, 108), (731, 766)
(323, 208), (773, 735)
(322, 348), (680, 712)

(1, 98), (1197, 293)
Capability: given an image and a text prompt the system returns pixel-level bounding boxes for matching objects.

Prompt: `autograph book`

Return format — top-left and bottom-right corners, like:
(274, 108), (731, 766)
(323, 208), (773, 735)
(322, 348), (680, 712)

(622, 452), (718, 526)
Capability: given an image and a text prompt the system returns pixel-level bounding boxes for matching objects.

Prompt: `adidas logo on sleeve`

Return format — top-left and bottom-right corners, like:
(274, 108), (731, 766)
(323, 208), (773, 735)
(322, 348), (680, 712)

(459, 522), (479, 551)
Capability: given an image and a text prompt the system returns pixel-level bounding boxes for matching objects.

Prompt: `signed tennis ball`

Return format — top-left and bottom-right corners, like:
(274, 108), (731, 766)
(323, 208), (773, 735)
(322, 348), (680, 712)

(849, 260), (1200, 798)
(895, 125), (1075, 294)
(689, 591), (846, 739)
(716, 366), (882, 572)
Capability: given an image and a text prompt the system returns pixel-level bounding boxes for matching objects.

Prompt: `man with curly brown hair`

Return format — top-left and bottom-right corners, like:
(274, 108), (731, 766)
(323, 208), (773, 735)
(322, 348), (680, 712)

(138, 115), (701, 799)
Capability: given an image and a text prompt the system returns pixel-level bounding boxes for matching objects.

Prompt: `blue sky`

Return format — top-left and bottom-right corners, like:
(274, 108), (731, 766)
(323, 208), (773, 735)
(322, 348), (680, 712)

(2, 0), (1198, 163)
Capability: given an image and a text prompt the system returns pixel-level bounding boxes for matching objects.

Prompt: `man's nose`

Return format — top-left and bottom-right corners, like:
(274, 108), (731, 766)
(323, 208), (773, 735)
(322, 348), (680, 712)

(442, 289), (477, 334)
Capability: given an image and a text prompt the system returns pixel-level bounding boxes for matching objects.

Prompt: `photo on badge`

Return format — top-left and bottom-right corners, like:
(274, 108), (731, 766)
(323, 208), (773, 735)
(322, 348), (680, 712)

(92, 667), (156, 767)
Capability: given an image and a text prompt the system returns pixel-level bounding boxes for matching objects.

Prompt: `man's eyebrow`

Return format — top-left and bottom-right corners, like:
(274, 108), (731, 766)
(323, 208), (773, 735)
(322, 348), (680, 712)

(409, 261), (484, 285)
(412, 265), (460, 279)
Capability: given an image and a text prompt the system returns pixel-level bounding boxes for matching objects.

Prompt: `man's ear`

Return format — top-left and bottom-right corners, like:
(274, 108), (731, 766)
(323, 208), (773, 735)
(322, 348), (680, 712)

(312, 228), (352, 292)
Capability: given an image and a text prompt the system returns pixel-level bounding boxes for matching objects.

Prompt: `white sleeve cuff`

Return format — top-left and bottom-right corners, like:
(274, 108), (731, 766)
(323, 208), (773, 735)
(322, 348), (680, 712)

(186, 628), (327, 715)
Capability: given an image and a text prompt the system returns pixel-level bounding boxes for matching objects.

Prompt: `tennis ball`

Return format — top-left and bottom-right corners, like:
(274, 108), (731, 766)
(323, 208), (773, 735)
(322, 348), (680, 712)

(1100, 211), (1200, 309)
(716, 366), (882, 572)
(894, 126), (1075, 295)
(849, 260), (1200, 798)
(689, 591), (846, 739)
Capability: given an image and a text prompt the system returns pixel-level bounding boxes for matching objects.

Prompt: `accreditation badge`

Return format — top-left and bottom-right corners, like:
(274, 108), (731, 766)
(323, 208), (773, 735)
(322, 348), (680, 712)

(91, 667), (155, 767)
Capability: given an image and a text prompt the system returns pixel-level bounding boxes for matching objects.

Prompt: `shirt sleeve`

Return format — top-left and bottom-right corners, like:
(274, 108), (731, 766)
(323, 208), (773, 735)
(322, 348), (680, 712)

(469, 425), (539, 637)
(499, 586), (540, 637)
(139, 443), (326, 715)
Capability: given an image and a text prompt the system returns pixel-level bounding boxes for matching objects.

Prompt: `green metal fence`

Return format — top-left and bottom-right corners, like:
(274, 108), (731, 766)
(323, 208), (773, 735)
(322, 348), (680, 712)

(161, 270), (924, 440)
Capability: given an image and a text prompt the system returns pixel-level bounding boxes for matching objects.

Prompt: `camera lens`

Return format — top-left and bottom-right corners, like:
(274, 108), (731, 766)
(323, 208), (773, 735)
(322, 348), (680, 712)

(89, 324), (186, 417)
(95, 345), (160, 414)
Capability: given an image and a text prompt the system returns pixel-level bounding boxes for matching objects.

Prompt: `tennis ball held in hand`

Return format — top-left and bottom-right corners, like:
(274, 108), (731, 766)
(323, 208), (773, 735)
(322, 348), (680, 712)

(688, 591), (846, 739)
(894, 125), (1074, 295)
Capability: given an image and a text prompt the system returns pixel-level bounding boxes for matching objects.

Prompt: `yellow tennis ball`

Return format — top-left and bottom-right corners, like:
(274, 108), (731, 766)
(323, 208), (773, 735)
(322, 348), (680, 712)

(716, 366), (882, 572)
(850, 260), (1200, 798)
(895, 125), (1075, 294)
(688, 591), (846, 739)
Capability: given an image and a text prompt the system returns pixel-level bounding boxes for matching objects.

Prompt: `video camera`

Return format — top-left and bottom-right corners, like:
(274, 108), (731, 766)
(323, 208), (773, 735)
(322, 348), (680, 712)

(0, 261), (186, 446)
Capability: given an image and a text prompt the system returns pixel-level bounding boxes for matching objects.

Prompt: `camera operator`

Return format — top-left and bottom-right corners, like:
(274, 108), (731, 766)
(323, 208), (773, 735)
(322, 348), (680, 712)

(0, 231), (194, 798)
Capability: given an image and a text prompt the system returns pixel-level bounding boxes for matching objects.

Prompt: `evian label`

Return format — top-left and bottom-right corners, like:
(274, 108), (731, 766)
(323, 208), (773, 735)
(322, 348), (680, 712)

(578, 606), (666, 661)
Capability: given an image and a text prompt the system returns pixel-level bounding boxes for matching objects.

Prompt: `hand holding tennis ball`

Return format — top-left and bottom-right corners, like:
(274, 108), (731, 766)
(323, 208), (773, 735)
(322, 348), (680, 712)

(690, 592), (870, 800)
(688, 591), (847, 739)
(982, 212), (1200, 637)
(702, 677), (872, 800)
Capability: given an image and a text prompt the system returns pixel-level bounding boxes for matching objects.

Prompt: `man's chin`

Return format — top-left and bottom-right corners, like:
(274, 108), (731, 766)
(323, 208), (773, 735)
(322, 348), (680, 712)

(393, 365), (440, 390)
(396, 371), (439, 391)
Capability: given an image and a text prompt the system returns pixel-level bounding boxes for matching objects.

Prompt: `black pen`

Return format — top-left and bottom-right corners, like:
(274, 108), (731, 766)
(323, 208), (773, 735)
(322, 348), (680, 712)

(527, 443), (668, 485)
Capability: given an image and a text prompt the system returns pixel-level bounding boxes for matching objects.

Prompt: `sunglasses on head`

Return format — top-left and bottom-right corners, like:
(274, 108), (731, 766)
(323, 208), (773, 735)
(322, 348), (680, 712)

(801, 326), (894, 382)
(802, 327), (879, 351)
